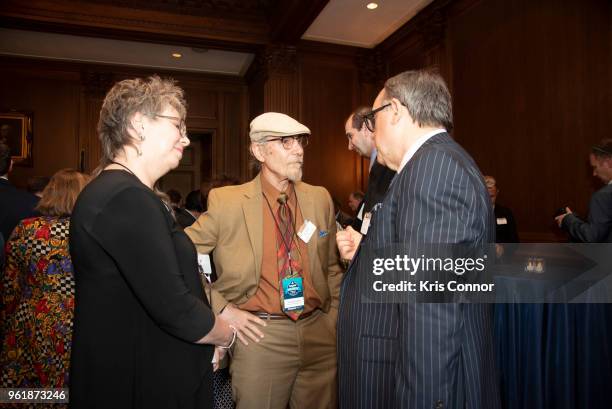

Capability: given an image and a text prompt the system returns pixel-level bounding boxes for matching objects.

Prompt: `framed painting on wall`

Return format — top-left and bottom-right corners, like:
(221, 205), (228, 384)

(0, 111), (33, 166)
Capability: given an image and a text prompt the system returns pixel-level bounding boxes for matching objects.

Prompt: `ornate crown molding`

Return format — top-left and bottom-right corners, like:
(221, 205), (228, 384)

(263, 44), (298, 76)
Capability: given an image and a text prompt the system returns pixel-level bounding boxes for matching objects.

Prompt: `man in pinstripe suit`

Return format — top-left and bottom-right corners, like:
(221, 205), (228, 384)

(336, 70), (500, 409)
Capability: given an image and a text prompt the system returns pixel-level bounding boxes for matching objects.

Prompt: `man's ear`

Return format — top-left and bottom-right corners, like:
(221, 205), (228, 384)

(390, 98), (404, 125)
(359, 124), (371, 140)
(8, 158), (13, 174)
(251, 142), (266, 163)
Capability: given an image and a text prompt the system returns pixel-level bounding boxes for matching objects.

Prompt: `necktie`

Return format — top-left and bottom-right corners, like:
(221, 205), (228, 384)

(277, 192), (303, 320)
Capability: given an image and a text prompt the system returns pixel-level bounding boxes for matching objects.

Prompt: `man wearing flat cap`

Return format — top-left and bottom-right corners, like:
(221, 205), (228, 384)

(186, 112), (341, 409)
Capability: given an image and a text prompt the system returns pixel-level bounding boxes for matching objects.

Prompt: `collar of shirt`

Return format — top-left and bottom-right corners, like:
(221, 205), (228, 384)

(0, 175), (7, 181)
(398, 129), (447, 173)
(260, 174), (295, 209)
(369, 148), (377, 172)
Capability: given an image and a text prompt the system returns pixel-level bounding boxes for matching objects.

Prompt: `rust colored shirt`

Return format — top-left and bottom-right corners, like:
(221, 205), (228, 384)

(240, 177), (322, 314)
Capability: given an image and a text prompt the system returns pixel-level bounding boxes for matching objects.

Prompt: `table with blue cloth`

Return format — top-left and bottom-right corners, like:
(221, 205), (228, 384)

(493, 244), (612, 409)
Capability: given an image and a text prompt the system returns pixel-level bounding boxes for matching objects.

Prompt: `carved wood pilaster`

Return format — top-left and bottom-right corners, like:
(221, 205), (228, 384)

(418, 7), (448, 70)
(263, 44), (298, 77)
(247, 44), (299, 118)
(356, 49), (385, 85)
(79, 72), (114, 172)
(421, 8), (446, 53)
(81, 72), (115, 99)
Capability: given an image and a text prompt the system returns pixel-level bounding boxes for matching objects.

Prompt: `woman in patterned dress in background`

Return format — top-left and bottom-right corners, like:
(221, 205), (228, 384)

(0, 168), (90, 389)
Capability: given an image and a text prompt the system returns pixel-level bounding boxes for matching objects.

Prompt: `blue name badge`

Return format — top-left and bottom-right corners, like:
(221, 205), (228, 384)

(281, 276), (304, 312)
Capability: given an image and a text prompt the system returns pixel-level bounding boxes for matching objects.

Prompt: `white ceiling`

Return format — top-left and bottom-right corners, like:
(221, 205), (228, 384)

(303, 0), (434, 48)
(0, 28), (254, 75)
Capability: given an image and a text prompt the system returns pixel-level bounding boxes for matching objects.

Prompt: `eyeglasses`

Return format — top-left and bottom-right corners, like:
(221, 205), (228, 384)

(265, 135), (309, 150)
(363, 103), (391, 133)
(155, 114), (187, 137)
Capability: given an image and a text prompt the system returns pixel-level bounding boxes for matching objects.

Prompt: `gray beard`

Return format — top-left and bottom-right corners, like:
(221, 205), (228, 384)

(287, 166), (303, 182)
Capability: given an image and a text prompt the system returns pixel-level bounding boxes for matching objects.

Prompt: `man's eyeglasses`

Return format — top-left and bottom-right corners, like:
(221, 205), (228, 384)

(362, 103), (391, 133)
(265, 135), (309, 150)
(155, 114), (187, 137)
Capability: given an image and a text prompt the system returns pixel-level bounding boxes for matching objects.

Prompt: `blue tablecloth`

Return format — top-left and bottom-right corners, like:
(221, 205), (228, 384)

(494, 303), (612, 409)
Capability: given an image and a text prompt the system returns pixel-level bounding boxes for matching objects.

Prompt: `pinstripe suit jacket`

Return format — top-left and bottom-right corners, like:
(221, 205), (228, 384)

(337, 133), (500, 409)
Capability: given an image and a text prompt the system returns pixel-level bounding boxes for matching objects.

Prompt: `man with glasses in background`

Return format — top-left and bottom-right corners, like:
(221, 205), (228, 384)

(336, 70), (500, 409)
(186, 112), (342, 409)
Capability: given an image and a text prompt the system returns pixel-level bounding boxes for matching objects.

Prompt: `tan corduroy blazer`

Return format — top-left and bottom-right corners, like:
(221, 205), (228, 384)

(185, 174), (342, 314)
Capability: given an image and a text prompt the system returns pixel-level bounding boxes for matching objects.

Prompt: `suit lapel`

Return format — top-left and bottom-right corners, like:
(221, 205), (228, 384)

(242, 176), (263, 282)
(295, 183), (318, 273)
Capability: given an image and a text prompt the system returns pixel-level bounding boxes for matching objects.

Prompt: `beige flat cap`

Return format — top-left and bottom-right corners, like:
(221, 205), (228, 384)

(249, 112), (310, 143)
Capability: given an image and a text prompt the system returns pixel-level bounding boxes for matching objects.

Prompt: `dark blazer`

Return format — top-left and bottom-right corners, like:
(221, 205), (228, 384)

(338, 133), (500, 409)
(0, 178), (39, 242)
(562, 183), (612, 242)
(70, 171), (215, 409)
(352, 160), (396, 231)
(0, 233), (4, 271)
(175, 208), (197, 229)
(494, 204), (519, 243)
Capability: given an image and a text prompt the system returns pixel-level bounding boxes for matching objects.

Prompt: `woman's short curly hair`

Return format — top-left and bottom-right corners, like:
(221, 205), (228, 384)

(97, 75), (186, 167)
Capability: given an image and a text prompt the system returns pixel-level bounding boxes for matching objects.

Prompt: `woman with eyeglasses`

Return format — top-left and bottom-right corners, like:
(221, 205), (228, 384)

(68, 76), (235, 409)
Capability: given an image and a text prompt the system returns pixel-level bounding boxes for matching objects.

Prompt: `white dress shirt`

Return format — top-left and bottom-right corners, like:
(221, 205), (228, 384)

(398, 129), (446, 173)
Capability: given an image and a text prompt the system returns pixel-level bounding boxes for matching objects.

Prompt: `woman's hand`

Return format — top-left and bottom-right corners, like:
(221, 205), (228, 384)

(197, 313), (234, 346)
(219, 304), (267, 346)
(212, 346), (227, 372)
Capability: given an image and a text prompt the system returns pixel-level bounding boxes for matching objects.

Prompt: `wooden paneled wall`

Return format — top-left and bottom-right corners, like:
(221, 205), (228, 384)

(450, 0), (612, 242)
(299, 44), (364, 211)
(0, 64), (82, 188)
(0, 57), (249, 187)
(378, 0), (612, 242)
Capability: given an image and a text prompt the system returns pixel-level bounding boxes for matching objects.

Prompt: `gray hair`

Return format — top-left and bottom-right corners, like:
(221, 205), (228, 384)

(248, 142), (262, 173)
(383, 69), (453, 132)
(97, 75), (186, 170)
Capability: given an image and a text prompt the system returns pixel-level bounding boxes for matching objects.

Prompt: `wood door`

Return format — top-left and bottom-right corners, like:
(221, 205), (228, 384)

(158, 132), (213, 202)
